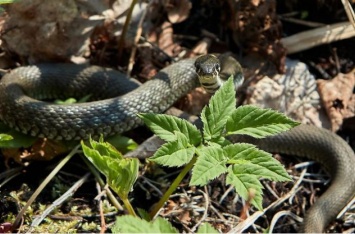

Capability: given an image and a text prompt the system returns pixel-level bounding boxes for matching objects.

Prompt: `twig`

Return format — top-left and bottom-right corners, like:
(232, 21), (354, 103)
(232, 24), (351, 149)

(117, 0), (139, 59)
(190, 188), (210, 232)
(0, 167), (22, 188)
(95, 182), (107, 234)
(268, 210), (303, 233)
(126, 1), (152, 76)
(282, 22), (355, 54)
(28, 173), (90, 232)
(11, 144), (80, 232)
(341, 0), (355, 30)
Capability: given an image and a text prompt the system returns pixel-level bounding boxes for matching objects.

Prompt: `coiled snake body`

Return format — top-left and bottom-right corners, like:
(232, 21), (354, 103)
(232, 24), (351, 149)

(0, 55), (354, 232)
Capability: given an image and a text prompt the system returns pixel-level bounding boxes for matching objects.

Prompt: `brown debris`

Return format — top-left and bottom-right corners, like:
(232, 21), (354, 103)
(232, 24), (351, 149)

(233, 0), (286, 73)
(2, 138), (68, 164)
(166, 0), (192, 24)
(147, 1), (192, 58)
(1, 0), (100, 63)
(317, 69), (355, 131)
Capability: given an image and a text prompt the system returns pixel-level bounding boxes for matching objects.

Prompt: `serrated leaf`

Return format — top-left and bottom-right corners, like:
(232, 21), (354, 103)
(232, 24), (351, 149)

(150, 131), (196, 167)
(112, 215), (178, 233)
(201, 77), (236, 141)
(196, 223), (219, 233)
(224, 143), (291, 181)
(226, 105), (299, 138)
(138, 113), (201, 145)
(226, 166), (264, 210)
(109, 158), (139, 197)
(81, 138), (139, 198)
(190, 146), (228, 186)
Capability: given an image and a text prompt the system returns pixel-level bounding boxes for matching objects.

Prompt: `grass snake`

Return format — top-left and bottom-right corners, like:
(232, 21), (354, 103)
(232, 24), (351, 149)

(0, 54), (354, 232)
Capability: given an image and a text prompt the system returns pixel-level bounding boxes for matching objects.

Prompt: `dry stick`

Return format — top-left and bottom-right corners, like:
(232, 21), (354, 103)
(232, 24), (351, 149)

(341, 0), (355, 30)
(96, 182), (107, 234)
(279, 17), (326, 28)
(0, 167), (22, 188)
(117, 0), (139, 59)
(190, 188), (210, 232)
(11, 144), (80, 232)
(269, 210), (303, 233)
(126, 1), (152, 77)
(281, 21), (355, 54)
(28, 173), (90, 232)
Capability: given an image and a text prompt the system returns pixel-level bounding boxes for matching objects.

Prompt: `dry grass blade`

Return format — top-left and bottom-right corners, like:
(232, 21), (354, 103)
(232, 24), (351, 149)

(29, 173), (90, 230)
(268, 210), (303, 233)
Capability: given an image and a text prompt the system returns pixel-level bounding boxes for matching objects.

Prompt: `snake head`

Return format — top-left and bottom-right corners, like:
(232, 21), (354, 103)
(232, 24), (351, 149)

(194, 54), (244, 94)
(194, 54), (221, 78)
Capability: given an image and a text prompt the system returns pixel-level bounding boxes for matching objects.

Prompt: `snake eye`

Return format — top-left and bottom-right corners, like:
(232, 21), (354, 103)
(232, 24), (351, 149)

(215, 63), (221, 72)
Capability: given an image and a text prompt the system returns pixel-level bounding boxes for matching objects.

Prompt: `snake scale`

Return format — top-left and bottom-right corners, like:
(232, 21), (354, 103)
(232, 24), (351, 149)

(0, 55), (354, 232)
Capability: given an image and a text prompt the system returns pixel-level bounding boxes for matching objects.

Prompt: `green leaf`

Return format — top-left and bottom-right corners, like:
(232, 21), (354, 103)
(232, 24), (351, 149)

(190, 146), (228, 186)
(0, 130), (37, 148)
(55, 98), (77, 104)
(81, 137), (139, 198)
(111, 216), (178, 233)
(226, 105), (299, 138)
(224, 143), (291, 210)
(0, 133), (12, 141)
(201, 76), (236, 141)
(196, 223), (219, 233)
(0, 0), (18, 4)
(226, 166), (264, 210)
(224, 143), (291, 181)
(138, 113), (201, 145)
(107, 135), (138, 154)
(150, 131), (195, 167)
(137, 208), (151, 221)
(55, 94), (92, 105)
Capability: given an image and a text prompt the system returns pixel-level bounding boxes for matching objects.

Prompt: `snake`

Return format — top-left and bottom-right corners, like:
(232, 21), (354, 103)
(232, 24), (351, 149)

(0, 54), (354, 232)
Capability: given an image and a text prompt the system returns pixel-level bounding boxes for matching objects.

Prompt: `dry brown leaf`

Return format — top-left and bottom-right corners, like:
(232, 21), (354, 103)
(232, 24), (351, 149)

(317, 69), (355, 131)
(179, 210), (191, 225)
(189, 37), (212, 58)
(2, 139), (68, 164)
(166, 0), (192, 24)
(344, 94), (355, 119)
(163, 200), (179, 215)
(157, 21), (182, 57)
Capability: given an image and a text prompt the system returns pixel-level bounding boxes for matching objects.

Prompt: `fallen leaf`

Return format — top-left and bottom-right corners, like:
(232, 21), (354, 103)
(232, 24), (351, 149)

(166, 0), (192, 23)
(317, 69), (355, 131)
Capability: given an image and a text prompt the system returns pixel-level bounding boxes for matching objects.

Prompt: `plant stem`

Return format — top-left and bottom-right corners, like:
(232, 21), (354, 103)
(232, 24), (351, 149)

(149, 156), (197, 219)
(81, 154), (124, 211)
(122, 196), (137, 217)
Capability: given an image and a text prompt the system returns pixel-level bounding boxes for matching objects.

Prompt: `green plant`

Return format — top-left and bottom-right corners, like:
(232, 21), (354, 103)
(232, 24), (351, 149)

(81, 137), (139, 216)
(111, 215), (218, 233)
(139, 77), (295, 213)
(82, 76), (298, 232)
